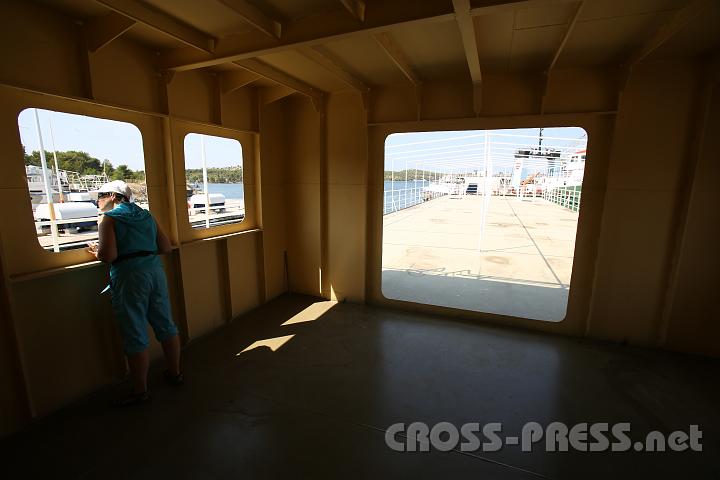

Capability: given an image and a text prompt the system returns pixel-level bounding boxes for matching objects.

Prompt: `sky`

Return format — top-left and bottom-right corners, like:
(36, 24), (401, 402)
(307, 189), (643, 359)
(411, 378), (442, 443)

(18, 108), (243, 172)
(18, 108), (584, 177)
(184, 133), (242, 170)
(385, 127), (587, 175)
(18, 108), (146, 170)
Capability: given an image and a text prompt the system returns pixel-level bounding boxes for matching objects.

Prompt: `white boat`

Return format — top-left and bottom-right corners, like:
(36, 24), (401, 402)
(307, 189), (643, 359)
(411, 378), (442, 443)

(35, 202), (99, 233)
(26, 165), (108, 209)
(189, 193), (226, 212)
(65, 191), (97, 203)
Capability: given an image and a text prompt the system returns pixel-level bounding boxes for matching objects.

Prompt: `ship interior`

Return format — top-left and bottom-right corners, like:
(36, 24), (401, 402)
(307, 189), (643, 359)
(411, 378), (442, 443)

(0, 0), (719, 478)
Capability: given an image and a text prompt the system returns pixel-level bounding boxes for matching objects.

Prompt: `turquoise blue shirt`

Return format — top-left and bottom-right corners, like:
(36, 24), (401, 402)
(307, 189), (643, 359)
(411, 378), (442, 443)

(104, 202), (161, 278)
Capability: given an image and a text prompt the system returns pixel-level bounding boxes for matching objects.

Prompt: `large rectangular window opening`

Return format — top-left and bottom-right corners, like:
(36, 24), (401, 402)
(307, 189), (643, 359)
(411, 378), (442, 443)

(183, 133), (245, 230)
(18, 108), (147, 252)
(381, 127), (587, 321)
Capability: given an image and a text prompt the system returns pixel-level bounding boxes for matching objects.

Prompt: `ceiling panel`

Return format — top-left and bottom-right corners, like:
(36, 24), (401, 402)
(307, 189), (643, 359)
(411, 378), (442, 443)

(648, 3), (720, 60)
(321, 34), (410, 86)
(579, 0), (686, 21)
(475, 11), (514, 73)
(146, 0), (255, 37)
(125, 24), (186, 50)
(258, 50), (349, 92)
(556, 10), (676, 67)
(390, 20), (469, 81)
(37, 0), (107, 17)
(207, 63), (245, 73)
(508, 25), (567, 72)
(258, 0), (338, 21)
(513, 2), (577, 29)
(30, 0), (720, 84)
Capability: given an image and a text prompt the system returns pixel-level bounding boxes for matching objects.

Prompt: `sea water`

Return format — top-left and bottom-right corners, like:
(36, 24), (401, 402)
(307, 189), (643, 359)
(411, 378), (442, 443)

(383, 180), (428, 215)
(205, 183), (244, 201)
(204, 181), (428, 213)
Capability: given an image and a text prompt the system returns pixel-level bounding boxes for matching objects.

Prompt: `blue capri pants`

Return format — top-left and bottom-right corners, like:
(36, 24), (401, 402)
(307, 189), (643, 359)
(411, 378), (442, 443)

(110, 266), (178, 355)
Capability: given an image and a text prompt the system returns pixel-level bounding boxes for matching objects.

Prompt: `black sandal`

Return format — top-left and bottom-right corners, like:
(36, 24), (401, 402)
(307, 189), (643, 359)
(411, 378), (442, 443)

(113, 391), (151, 407)
(163, 370), (184, 386)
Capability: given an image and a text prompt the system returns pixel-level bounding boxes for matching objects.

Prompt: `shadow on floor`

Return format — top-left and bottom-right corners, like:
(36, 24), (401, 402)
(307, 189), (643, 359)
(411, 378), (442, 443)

(2, 294), (719, 479)
(382, 269), (568, 321)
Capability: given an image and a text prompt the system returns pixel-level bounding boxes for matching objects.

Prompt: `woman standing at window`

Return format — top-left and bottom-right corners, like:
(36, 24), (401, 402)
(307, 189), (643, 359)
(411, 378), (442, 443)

(88, 180), (183, 406)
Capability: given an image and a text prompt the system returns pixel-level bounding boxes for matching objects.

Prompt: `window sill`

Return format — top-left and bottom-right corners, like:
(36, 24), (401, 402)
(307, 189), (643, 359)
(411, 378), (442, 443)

(9, 259), (104, 283)
(8, 246), (185, 283)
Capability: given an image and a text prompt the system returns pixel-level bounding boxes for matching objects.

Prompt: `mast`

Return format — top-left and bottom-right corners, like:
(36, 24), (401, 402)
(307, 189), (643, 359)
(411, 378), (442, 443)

(201, 134), (210, 229)
(33, 109), (59, 252)
(48, 114), (64, 203)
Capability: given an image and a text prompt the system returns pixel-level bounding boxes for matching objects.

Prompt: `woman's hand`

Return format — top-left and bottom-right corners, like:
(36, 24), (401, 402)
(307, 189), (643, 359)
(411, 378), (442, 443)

(87, 241), (99, 260)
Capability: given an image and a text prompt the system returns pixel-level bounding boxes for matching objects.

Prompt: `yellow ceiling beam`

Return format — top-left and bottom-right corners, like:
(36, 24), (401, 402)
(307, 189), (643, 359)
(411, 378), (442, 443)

(470, 0), (577, 17)
(233, 59), (324, 112)
(547, 0), (584, 73)
(84, 11), (136, 53)
(452, 0), (481, 83)
(452, 0), (482, 114)
(217, 0), (282, 39)
(373, 31), (421, 86)
(158, 0), (457, 71)
(157, 0), (584, 72)
(94, 0), (215, 53)
(540, 0), (584, 114)
(260, 85), (296, 105)
(297, 46), (369, 108)
(220, 69), (260, 95)
(339, 0), (366, 21)
(624, 0), (712, 68)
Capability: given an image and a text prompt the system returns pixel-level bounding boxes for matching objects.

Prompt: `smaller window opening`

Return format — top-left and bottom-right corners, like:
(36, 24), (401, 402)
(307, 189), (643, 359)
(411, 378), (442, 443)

(183, 133), (245, 230)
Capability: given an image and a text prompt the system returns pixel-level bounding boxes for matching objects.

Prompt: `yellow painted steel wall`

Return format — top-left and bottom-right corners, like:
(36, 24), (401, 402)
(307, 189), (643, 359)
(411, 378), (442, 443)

(354, 61), (717, 358)
(284, 96), (322, 296)
(0, 1), (275, 436)
(327, 92), (368, 303)
(662, 86), (719, 357)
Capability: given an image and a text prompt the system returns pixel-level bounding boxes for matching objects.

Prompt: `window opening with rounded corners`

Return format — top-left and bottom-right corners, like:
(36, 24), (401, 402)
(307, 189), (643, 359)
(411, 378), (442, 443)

(183, 133), (245, 230)
(381, 127), (588, 322)
(17, 107), (147, 252)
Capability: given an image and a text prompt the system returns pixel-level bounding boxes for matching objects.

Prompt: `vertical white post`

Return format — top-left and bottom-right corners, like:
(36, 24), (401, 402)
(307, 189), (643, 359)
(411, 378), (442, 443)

(413, 162), (416, 205)
(48, 114), (64, 203)
(201, 134), (210, 229)
(33, 109), (59, 252)
(391, 156), (395, 212)
(404, 159), (407, 209)
(478, 131), (491, 250)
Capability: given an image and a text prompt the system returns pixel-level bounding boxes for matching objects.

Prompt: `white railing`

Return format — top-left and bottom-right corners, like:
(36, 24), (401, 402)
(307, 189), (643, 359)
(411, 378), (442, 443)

(188, 206), (246, 229)
(542, 187), (581, 212)
(34, 216), (98, 228)
(35, 216), (100, 251)
(383, 184), (582, 216)
(384, 186), (445, 215)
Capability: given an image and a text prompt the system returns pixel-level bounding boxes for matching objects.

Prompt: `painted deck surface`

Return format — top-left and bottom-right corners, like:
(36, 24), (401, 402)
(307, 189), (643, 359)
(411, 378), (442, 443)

(382, 195), (578, 321)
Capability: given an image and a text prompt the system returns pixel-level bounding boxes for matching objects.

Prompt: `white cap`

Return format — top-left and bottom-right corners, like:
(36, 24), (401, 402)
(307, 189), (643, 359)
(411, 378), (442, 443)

(98, 180), (132, 200)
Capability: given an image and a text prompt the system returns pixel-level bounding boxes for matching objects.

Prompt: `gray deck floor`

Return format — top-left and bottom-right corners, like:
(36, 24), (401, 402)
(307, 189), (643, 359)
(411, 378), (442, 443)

(2, 295), (719, 479)
(383, 195), (578, 321)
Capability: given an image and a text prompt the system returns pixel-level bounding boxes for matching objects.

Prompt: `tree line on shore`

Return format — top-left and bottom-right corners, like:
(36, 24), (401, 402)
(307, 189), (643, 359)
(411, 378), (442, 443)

(383, 149), (562, 181)
(24, 148), (243, 184)
(24, 149), (145, 181)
